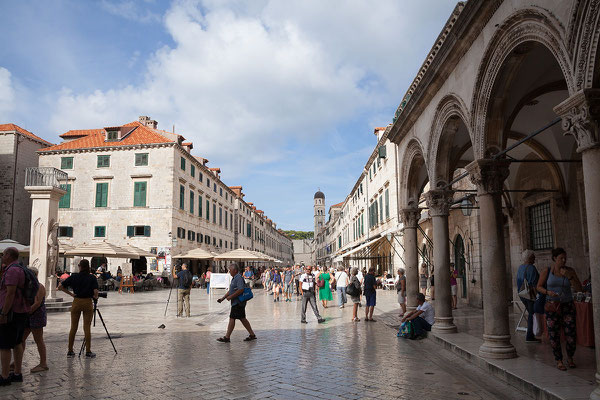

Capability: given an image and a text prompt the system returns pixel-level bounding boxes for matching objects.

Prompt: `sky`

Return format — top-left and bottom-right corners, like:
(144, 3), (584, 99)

(0, 0), (459, 231)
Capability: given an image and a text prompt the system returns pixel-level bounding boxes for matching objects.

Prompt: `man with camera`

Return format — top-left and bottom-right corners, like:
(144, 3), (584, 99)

(173, 263), (192, 317)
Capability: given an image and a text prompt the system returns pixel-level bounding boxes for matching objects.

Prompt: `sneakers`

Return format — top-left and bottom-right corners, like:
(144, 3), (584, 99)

(67, 351), (75, 358)
(9, 373), (22, 382)
(300, 320), (307, 324)
(317, 318), (326, 323)
(85, 352), (96, 358)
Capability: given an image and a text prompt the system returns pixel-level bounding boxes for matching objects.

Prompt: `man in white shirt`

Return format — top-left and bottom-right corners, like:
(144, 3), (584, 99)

(401, 293), (435, 338)
(334, 267), (349, 308)
(299, 266), (325, 324)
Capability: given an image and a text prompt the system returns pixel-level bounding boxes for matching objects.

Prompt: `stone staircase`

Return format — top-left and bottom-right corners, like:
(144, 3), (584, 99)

(45, 297), (72, 313)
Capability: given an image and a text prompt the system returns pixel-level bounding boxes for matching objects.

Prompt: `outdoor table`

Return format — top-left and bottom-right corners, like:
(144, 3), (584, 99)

(541, 301), (594, 347)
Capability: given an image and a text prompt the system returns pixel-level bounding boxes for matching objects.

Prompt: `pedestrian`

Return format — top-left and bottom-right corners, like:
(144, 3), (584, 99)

(216, 264), (256, 342)
(537, 248), (582, 371)
(294, 265), (302, 296)
(334, 266), (349, 308)
(22, 267), (48, 373)
(272, 269), (282, 302)
(318, 267), (333, 308)
(363, 267), (377, 321)
(419, 264), (428, 295)
(516, 250), (540, 343)
(349, 267), (362, 321)
(283, 266), (294, 302)
(396, 268), (406, 317)
(173, 263), (192, 317)
(0, 247), (31, 385)
(205, 268), (212, 294)
(58, 258), (98, 359)
(450, 263), (458, 310)
(299, 266), (325, 324)
(243, 266), (254, 288)
(401, 293), (435, 339)
(429, 267), (435, 300)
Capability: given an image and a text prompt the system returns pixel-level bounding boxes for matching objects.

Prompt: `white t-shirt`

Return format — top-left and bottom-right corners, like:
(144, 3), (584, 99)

(417, 301), (435, 325)
(299, 273), (316, 291)
(335, 271), (349, 287)
(357, 271), (364, 283)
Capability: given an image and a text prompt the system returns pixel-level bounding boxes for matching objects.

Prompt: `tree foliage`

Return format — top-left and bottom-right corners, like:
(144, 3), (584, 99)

(283, 230), (314, 240)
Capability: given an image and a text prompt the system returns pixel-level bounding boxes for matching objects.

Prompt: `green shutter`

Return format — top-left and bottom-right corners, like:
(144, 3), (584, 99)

(135, 153), (148, 166)
(61, 157), (73, 170)
(59, 184), (71, 208)
(144, 226), (151, 237)
(127, 226), (134, 237)
(97, 155), (110, 168)
(190, 191), (194, 213)
(385, 189), (389, 219)
(378, 145), (387, 158)
(191, 165), (195, 178)
(206, 200), (210, 220)
(180, 157), (186, 171)
(94, 226), (105, 237)
(199, 195), (203, 216)
(134, 182), (147, 207)
(179, 185), (185, 209)
(95, 183), (108, 207)
(213, 204), (216, 223)
(379, 197), (383, 223)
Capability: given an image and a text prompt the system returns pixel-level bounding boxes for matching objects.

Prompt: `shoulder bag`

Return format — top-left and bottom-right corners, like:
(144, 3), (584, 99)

(517, 266), (536, 301)
(238, 287), (254, 302)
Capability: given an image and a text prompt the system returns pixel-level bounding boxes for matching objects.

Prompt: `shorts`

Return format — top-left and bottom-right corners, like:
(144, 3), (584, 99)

(284, 282), (293, 294)
(0, 312), (28, 349)
(365, 293), (376, 307)
(230, 302), (247, 320)
(451, 285), (457, 296)
(430, 276), (435, 286)
(351, 296), (361, 304)
(398, 292), (405, 304)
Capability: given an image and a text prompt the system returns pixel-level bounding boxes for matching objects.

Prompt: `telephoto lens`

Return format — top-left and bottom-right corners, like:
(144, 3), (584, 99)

(97, 291), (108, 298)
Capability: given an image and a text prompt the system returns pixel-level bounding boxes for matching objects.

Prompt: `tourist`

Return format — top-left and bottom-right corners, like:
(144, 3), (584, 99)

(294, 265), (302, 296)
(334, 266), (349, 308)
(283, 266), (294, 302)
(429, 267), (435, 300)
(0, 247), (30, 385)
(537, 248), (582, 371)
(173, 263), (192, 317)
(58, 258), (98, 359)
(22, 267), (48, 373)
(318, 267), (332, 308)
(363, 267), (377, 321)
(299, 266), (325, 324)
(516, 250), (540, 343)
(217, 264), (256, 342)
(396, 268), (406, 317)
(419, 264), (428, 296)
(401, 293), (435, 339)
(243, 266), (254, 288)
(272, 269), (282, 302)
(205, 268), (211, 294)
(349, 267), (362, 322)
(450, 263), (458, 310)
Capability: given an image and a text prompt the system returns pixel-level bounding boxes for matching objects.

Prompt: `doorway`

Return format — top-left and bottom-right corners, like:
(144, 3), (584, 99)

(454, 235), (467, 298)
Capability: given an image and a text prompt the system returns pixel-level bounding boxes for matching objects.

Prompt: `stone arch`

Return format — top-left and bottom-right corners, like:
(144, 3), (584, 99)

(399, 138), (429, 208)
(427, 93), (473, 187)
(471, 7), (575, 158)
(566, 0), (600, 89)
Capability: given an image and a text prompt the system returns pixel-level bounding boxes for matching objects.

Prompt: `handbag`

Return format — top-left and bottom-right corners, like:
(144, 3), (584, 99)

(346, 280), (357, 296)
(518, 277), (536, 301)
(316, 275), (325, 288)
(238, 287), (254, 302)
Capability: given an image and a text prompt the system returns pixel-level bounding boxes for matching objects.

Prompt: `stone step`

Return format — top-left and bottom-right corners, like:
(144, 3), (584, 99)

(45, 297), (72, 313)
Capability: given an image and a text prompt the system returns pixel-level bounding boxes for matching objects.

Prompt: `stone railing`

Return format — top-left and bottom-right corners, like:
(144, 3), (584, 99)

(25, 167), (68, 188)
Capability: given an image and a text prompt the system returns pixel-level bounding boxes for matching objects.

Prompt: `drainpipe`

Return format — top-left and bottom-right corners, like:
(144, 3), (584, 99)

(9, 133), (22, 240)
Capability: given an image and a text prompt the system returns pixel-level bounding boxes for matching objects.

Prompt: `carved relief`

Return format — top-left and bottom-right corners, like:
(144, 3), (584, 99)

(399, 139), (429, 206)
(400, 208), (420, 228)
(568, 0), (600, 89)
(47, 222), (59, 279)
(466, 159), (510, 195)
(554, 89), (600, 152)
(424, 190), (454, 217)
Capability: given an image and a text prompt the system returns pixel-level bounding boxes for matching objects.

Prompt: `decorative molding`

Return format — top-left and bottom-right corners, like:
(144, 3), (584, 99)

(466, 159), (510, 195)
(92, 175), (113, 180)
(424, 190), (453, 217)
(569, 0), (600, 89)
(399, 138), (428, 207)
(554, 88), (600, 152)
(400, 208), (420, 228)
(130, 174), (153, 179)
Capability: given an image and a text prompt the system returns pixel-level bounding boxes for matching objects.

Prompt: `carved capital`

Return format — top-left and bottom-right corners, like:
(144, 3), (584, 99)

(424, 190), (453, 217)
(554, 89), (600, 153)
(400, 208), (420, 228)
(466, 159), (510, 195)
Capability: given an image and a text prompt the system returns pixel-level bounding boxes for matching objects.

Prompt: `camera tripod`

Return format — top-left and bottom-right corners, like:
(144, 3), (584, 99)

(79, 299), (118, 356)
(163, 277), (180, 318)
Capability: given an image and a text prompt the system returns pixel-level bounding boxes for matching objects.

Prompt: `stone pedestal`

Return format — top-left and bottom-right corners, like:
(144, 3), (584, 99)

(401, 208), (420, 310)
(25, 183), (65, 300)
(466, 159), (516, 359)
(554, 89), (600, 398)
(425, 190), (457, 333)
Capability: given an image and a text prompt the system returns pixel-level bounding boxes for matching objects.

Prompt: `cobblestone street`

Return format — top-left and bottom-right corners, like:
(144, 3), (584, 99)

(0, 288), (529, 399)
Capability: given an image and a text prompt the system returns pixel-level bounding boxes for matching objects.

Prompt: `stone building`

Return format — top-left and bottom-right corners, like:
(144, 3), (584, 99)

(0, 124), (53, 245)
(384, 0), (600, 397)
(38, 116), (292, 273)
(292, 239), (313, 266)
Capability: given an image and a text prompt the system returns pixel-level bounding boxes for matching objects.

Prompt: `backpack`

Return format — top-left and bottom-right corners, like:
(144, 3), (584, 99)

(3, 264), (40, 306)
(180, 270), (192, 288)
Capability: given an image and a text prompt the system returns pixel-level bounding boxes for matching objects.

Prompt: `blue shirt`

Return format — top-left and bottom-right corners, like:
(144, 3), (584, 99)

(363, 273), (376, 295)
(516, 264), (539, 293)
(229, 273), (245, 306)
(243, 270), (253, 279)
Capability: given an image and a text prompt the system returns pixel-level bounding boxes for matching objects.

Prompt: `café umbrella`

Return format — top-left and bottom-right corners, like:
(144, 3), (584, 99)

(172, 248), (215, 260)
(64, 242), (140, 259)
(213, 248), (270, 261)
(0, 239), (29, 254)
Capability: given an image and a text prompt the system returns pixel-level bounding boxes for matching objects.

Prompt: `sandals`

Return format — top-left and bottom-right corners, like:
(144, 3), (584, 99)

(216, 337), (230, 343)
(352, 317), (360, 322)
(30, 365), (49, 373)
(556, 361), (567, 371)
(244, 335), (257, 342)
(568, 359), (577, 368)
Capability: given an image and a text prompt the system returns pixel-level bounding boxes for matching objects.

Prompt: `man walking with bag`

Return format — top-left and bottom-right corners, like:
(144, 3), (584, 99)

(217, 264), (256, 342)
(299, 266), (325, 324)
(173, 263), (192, 317)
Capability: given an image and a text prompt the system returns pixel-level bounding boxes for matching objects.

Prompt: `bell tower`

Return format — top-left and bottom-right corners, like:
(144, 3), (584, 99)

(314, 189), (325, 236)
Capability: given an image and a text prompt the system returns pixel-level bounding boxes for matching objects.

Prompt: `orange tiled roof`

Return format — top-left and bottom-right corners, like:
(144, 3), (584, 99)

(331, 202), (344, 208)
(40, 121), (175, 152)
(0, 123), (53, 146)
(209, 168), (221, 173)
(59, 129), (103, 138)
(374, 127), (386, 131)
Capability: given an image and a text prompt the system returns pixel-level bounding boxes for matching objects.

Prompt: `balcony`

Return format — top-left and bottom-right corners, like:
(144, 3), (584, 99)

(25, 167), (68, 188)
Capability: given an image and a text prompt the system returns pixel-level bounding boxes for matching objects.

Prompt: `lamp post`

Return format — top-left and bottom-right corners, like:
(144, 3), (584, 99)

(461, 197), (473, 217)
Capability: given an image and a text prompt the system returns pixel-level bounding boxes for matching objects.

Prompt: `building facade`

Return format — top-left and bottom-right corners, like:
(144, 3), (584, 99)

(0, 124), (52, 245)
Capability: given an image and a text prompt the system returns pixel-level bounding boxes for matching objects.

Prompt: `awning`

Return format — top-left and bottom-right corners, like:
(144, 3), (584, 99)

(339, 235), (384, 259)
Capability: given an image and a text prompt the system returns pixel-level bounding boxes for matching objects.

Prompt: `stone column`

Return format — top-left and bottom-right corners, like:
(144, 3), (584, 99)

(554, 89), (600, 398)
(466, 159), (516, 358)
(401, 208), (420, 310)
(424, 190), (457, 333)
(26, 183), (65, 299)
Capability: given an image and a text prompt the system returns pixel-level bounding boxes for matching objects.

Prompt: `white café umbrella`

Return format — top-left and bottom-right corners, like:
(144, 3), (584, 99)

(0, 239), (29, 254)
(213, 248), (270, 261)
(64, 241), (139, 259)
(120, 244), (155, 258)
(172, 247), (215, 260)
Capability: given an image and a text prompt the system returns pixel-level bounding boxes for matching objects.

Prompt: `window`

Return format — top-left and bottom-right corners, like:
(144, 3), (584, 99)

(94, 226), (106, 238)
(134, 182), (147, 207)
(220, 188), (223, 196)
(385, 189), (389, 219)
(205, 235), (210, 244)
(199, 172), (203, 182)
(528, 201), (553, 250)
(379, 196), (383, 223)
(189, 191), (195, 213)
(191, 165), (195, 178)
(212, 236), (216, 245)
(95, 182), (108, 207)
(127, 225), (151, 237)
(212, 203), (216, 223)
(107, 130), (118, 141)
(230, 214), (233, 230)
(179, 185), (185, 210)
(199, 195), (203, 217)
(219, 239), (222, 248)
(59, 184), (71, 208)
(58, 226), (73, 237)
(97, 155), (110, 168)
(177, 227), (186, 239)
(135, 153), (148, 166)
(61, 157), (73, 170)
(206, 178), (210, 188)
(225, 241), (228, 248)
(213, 183), (217, 192)
(197, 233), (202, 243)
(180, 157), (186, 171)
(219, 207), (222, 225)
(225, 193), (228, 200)
(247, 223), (252, 237)
(225, 210), (228, 229)
(206, 199), (210, 220)
(188, 231), (195, 241)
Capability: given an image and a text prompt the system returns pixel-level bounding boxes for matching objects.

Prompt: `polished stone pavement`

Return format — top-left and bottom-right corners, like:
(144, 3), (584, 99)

(0, 288), (531, 399)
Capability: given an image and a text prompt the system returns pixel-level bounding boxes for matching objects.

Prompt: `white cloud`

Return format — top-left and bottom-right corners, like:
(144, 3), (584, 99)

(0, 67), (15, 119)
(100, 0), (162, 24)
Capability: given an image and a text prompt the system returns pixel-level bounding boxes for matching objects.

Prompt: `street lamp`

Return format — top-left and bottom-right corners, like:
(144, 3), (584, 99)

(461, 197), (473, 217)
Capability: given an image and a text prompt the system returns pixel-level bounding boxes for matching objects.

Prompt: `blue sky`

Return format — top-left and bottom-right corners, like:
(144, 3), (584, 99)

(0, 0), (458, 231)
